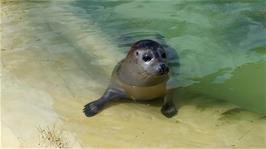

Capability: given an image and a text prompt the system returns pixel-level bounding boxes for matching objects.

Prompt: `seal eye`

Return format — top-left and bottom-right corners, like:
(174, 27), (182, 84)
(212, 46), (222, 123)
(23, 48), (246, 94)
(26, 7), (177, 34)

(162, 53), (166, 59)
(136, 51), (139, 56)
(142, 54), (152, 62)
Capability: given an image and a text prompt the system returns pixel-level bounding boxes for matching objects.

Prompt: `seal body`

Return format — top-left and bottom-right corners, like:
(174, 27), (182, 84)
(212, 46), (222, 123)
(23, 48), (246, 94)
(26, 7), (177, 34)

(111, 62), (168, 100)
(117, 80), (167, 100)
(83, 40), (177, 118)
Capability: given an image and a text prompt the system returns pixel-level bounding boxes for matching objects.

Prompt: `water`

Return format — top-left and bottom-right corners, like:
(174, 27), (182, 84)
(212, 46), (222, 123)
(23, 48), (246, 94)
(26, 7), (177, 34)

(2, 0), (266, 147)
(73, 0), (266, 113)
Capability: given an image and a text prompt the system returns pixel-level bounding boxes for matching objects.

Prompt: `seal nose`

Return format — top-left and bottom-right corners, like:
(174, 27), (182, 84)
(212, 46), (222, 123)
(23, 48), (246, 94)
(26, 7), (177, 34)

(157, 64), (169, 75)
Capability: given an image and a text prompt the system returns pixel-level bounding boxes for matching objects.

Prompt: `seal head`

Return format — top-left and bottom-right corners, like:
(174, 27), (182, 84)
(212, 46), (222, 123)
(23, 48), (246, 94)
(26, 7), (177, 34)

(117, 40), (169, 86)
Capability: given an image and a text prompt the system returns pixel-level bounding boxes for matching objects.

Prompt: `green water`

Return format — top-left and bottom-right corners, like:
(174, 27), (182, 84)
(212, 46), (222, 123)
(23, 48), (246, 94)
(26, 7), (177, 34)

(73, 0), (266, 114)
(2, 1), (266, 147)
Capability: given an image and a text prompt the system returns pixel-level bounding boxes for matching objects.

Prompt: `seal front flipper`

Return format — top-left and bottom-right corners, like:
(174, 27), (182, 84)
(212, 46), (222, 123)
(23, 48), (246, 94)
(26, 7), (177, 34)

(83, 88), (128, 117)
(161, 89), (177, 118)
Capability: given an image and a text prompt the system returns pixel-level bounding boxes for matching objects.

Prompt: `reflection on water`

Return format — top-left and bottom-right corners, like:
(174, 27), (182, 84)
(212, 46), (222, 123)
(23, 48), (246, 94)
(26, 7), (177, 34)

(74, 0), (266, 113)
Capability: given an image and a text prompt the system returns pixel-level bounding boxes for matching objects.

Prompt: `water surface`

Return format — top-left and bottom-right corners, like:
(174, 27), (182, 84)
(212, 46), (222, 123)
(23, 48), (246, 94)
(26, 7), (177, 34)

(74, 0), (266, 113)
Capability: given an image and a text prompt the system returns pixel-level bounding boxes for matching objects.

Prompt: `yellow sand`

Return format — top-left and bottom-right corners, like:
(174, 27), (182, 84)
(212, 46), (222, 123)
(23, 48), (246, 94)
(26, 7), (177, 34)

(1, 1), (265, 148)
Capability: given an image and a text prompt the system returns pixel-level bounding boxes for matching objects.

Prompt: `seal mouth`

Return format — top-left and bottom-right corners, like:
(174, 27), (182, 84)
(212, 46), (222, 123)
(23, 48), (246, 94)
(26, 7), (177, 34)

(138, 63), (169, 80)
(141, 70), (168, 80)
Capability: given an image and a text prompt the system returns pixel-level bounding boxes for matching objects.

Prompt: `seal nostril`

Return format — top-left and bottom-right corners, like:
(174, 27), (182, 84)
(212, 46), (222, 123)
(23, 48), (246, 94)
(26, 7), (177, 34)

(158, 64), (169, 74)
(165, 66), (169, 73)
(156, 64), (169, 75)
(161, 64), (165, 68)
(160, 64), (166, 70)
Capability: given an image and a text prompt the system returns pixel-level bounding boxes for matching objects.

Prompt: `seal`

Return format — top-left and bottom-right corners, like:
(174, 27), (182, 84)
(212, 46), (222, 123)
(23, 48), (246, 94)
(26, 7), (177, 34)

(83, 40), (177, 118)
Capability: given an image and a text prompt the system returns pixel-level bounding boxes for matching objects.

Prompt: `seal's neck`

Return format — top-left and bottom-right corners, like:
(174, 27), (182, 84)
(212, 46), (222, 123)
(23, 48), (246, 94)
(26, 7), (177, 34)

(117, 59), (168, 87)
